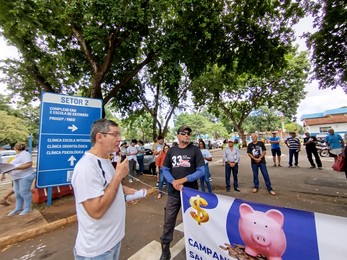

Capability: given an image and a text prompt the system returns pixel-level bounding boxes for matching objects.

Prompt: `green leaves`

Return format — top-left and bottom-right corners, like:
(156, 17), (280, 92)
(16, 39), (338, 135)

(191, 47), (309, 141)
(174, 112), (228, 139)
(0, 0), (309, 122)
(307, 0), (347, 93)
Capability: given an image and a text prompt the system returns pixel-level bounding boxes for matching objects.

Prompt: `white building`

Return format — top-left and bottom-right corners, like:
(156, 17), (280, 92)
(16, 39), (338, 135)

(300, 107), (347, 137)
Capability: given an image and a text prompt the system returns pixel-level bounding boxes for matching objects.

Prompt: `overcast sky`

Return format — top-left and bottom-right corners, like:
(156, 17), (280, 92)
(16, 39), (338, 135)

(1, 16), (346, 124)
(293, 16), (347, 123)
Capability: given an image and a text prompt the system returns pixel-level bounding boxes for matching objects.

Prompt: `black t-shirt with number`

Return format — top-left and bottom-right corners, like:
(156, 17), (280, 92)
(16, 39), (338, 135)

(163, 143), (205, 197)
(247, 141), (267, 164)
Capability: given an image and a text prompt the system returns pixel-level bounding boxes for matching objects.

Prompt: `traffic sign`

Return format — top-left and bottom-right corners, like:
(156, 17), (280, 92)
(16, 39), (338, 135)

(36, 92), (102, 187)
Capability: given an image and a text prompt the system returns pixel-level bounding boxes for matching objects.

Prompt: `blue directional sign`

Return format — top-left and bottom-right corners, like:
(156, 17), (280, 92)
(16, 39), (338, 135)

(37, 92), (102, 187)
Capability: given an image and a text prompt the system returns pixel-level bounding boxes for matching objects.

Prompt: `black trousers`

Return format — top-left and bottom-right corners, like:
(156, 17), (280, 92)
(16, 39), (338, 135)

(306, 149), (322, 167)
(160, 195), (181, 245)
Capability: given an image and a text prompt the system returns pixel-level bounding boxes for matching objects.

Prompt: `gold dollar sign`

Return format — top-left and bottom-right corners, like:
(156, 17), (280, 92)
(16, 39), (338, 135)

(189, 195), (209, 225)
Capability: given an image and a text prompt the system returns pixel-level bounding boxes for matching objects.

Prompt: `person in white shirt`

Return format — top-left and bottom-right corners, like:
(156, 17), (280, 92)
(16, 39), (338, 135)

(136, 140), (146, 175)
(71, 119), (136, 260)
(223, 140), (241, 192)
(119, 142), (127, 162)
(199, 140), (212, 193)
(126, 139), (138, 182)
(1, 142), (36, 216)
(110, 146), (120, 169)
(152, 136), (164, 157)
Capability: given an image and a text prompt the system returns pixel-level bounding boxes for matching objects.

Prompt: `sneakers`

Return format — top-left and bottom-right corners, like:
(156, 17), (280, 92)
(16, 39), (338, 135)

(7, 209), (22, 217)
(160, 243), (171, 260)
(252, 188), (258, 193)
(318, 167), (323, 170)
(157, 194), (162, 199)
(156, 182), (159, 187)
(234, 188), (240, 192)
(310, 166), (316, 169)
(19, 209), (32, 216)
(128, 179), (134, 183)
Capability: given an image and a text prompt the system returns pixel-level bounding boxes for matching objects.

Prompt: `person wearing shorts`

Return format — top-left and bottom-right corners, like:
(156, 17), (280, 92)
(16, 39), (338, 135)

(269, 131), (282, 167)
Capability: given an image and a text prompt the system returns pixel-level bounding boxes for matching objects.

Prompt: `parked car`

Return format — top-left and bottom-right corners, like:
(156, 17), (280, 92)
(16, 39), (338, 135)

(0, 150), (16, 164)
(136, 148), (156, 175)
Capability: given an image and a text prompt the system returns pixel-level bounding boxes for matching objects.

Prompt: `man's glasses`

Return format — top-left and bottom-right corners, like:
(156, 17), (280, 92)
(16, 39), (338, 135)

(100, 132), (121, 138)
(180, 131), (190, 136)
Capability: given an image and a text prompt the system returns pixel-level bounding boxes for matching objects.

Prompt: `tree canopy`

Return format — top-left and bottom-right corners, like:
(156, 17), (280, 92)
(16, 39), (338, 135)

(243, 106), (282, 133)
(0, 0), (314, 143)
(191, 48), (309, 144)
(174, 112), (228, 140)
(307, 0), (347, 93)
(0, 0), (222, 105)
(0, 94), (34, 146)
(0, 1), (308, 111)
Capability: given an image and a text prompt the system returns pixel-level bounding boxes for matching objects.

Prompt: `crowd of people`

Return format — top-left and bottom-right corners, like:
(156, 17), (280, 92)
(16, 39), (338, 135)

(1, 121), (347, 260)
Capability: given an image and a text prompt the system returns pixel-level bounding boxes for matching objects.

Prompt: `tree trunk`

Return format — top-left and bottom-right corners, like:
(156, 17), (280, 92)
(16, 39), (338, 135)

(237, 128), (247, 148)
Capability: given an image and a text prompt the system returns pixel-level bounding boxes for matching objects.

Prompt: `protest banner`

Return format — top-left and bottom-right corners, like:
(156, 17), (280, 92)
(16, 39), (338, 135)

(181, 187), (347, 260)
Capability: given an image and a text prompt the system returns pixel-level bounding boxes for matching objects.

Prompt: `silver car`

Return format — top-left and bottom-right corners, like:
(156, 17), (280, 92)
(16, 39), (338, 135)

(0, 150), (16, 164)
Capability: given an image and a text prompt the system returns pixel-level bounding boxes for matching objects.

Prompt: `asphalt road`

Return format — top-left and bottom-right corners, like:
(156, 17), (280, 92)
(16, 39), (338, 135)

(1, 147), (347, 259)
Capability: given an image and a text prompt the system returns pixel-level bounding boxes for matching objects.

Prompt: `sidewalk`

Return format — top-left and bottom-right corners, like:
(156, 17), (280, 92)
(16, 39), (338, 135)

(0, 193), (77, 250)
(1, 148), (347, 252)
(0, 175), (158, 251)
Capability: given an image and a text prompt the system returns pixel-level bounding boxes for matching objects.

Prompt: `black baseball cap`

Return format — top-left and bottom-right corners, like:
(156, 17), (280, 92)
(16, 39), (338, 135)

(177, 126), (192, 134)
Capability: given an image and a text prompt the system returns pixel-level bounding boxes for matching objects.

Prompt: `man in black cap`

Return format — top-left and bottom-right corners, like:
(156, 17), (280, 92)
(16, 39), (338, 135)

(159, 126), (205, 260)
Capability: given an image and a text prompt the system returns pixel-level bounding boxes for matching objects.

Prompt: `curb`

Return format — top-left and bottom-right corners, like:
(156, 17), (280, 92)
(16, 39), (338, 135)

(0, 187), (158, 250)
(0, 215), (77, 250)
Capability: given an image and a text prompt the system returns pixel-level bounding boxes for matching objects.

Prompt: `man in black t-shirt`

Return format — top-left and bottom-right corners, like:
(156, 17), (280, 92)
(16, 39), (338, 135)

(159, 126), (205, 260)
(247, 133), (275, 195)
(303, 132), (322, 170)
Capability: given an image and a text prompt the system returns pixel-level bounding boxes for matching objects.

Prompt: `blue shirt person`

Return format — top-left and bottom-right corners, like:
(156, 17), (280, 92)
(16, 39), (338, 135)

(268, 131), (281, 167)
(325, 128), (345, 159)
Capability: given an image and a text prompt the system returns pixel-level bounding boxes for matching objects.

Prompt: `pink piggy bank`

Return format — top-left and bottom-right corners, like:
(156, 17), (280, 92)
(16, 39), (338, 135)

(238, 203), (286, 260)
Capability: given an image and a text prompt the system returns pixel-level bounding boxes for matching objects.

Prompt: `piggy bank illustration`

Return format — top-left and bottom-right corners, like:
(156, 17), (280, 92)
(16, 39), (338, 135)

(238, 203), (286, 260)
